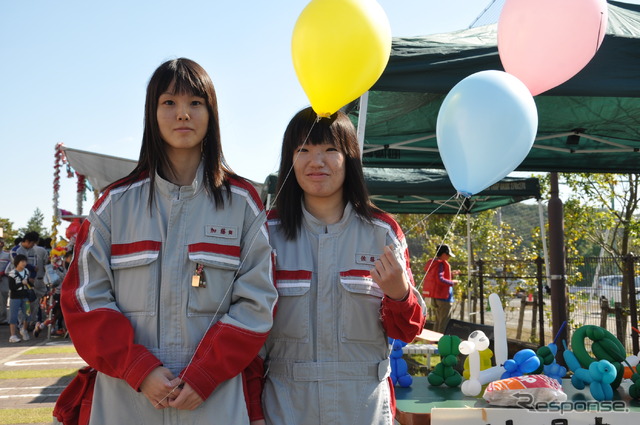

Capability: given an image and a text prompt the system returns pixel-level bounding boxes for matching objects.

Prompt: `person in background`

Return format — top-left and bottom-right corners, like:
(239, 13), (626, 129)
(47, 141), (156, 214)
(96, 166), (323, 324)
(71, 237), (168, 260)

(8, 232), (38, 290)
(29, 238), (50, 324)
(36, 249), (73, 338)
(0, 238), (11, 324)
(7, 254), (32, 343)
(422, 244), (460, 333)
(10, 232), (38, 267)
(262, 107), (426, 425)
(60, 58), (277, 425)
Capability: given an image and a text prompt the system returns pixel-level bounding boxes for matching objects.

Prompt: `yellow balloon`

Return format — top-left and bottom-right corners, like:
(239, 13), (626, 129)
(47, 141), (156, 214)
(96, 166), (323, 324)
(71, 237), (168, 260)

(292, 0), (391, 117)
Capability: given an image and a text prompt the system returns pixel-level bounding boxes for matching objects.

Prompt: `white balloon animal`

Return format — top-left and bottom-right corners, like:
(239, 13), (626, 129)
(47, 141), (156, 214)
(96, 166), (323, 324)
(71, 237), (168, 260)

(459, 293), (508, 396)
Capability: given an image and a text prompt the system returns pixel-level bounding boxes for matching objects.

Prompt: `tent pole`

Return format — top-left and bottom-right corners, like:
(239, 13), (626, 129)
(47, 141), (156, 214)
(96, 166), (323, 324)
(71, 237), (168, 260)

(538, 199), (551, 289)
(548, 172), (568, 364)
(356, 92), (369, 158)
(467, 214), (472, 321)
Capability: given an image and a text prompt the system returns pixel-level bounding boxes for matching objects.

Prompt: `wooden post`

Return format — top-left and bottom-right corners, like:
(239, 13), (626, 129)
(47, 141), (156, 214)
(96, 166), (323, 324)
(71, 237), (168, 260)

(625, 253), (639, 354)
(531, 297), (538, 342)
(517, 297), (526, 340)
(535, 256), (546, 346)
(614, 302), (625, 344)
(478, 260), (485, 325)
(600, 297), (612, 329)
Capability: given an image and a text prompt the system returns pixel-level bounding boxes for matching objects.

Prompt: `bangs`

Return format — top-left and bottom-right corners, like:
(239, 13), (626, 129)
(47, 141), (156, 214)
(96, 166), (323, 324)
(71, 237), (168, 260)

(171, 72), (208, 97)
(158, 62), (209, 98)
(306, 123), (339, 146)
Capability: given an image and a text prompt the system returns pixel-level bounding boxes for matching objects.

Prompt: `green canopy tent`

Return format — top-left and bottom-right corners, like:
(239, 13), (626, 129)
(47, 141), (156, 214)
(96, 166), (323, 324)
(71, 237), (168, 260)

(262, 168), (540, 214)
(349, 0), (640, 173)
(347, 0), (640, 352)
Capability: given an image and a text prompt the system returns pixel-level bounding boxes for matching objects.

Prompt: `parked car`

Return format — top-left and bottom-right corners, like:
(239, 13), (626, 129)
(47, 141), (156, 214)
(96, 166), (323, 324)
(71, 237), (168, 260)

(568, 275), (640, 302)
(485, 278), (529, 298)
(595, 275), (640, 302)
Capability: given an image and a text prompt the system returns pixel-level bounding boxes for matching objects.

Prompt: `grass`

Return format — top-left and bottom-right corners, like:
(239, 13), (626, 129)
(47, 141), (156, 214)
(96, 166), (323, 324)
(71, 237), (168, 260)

(0, 369), (78, 380)
(23, 346), (77, 355)
(0, 407), (53, 424)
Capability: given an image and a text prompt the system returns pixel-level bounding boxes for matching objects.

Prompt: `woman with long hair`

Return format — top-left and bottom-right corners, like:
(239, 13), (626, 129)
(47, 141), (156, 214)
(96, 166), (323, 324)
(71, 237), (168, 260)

(262, 107), (426, 424)
(61, 58), (277, 425)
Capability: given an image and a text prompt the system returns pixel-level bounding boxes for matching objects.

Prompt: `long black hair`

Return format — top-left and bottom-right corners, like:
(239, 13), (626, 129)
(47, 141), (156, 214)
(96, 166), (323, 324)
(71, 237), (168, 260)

(117, 58), (234, 207)
(275, 107), (381, 240)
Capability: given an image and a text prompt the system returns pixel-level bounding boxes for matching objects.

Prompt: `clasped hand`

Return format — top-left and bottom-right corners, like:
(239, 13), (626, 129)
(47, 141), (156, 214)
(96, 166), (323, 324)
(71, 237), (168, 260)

(140, 366), (204, 410)
(370, 244), (409, 301)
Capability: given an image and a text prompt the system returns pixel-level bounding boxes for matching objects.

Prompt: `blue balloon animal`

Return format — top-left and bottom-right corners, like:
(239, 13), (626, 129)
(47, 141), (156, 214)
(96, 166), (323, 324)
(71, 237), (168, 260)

(501, 349), (541, 379)
(389, 338), (413, 388)
(563, 340), (616, 401)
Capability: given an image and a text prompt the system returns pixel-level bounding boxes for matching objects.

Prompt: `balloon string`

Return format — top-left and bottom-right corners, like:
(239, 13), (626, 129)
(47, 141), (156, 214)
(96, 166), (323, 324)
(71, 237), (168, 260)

(416, 195), (467, 293)
(266, 119), (317, 215)
(156, 116), (319, 407)
(595, 12), (604, 54)
(156, 221), (266, 407)
(401, 192), (460, 239)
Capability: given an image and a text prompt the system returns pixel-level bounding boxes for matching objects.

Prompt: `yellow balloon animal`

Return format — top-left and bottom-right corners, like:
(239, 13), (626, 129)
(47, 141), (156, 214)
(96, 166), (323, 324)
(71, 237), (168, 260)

(463, 348), (494, 380)
(292, 0), (391, 117)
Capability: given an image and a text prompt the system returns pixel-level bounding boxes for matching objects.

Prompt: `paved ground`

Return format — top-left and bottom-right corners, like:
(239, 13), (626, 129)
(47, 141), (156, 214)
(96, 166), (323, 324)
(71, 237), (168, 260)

(0, 323), (85, 424)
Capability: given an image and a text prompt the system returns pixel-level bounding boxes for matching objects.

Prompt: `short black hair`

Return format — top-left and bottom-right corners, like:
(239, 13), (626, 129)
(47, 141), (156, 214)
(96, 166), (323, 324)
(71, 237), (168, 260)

(23, 231), (39, 242)
(13, 254), (27, 267)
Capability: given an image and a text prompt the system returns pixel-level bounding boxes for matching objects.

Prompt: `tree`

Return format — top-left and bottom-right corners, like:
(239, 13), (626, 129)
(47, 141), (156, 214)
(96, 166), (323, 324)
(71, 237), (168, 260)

(0, 218), (19, 246)
(396, 209), (537, 313)
(552, 173), (640, 336)
(18, 208), (51, 240)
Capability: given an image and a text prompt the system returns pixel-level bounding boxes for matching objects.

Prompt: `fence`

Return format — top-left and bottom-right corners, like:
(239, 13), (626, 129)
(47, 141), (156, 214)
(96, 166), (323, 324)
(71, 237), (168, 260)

(445, 256), (640, 355)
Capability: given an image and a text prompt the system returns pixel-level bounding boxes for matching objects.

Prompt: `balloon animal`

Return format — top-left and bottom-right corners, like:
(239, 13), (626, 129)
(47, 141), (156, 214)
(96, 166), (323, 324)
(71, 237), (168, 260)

(568, 325), (626, 390)
(501, 349), (541, 379)
(629, 370), (640, 400)
(427, 335), (462, 388)
(389, 338), (412, 387)
(535, 343), (567, 385)
(463, 347), (493, 380)
(459, 330), (491, 396)
(458, 294), (509, 396)
(564, 342), (616, 401)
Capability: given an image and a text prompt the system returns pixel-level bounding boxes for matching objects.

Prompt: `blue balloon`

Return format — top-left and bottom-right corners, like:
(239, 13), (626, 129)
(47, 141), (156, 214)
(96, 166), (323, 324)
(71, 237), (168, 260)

(436, 70), (538, 196)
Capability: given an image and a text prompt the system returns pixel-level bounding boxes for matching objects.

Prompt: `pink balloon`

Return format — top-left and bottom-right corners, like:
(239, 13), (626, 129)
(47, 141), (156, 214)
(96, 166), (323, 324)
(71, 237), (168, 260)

(498, 0), (608, 96)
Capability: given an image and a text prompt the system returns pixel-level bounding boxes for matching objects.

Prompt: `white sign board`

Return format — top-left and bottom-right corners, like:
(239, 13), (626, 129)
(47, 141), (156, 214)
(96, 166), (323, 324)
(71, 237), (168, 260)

(432, 407), (639, 425)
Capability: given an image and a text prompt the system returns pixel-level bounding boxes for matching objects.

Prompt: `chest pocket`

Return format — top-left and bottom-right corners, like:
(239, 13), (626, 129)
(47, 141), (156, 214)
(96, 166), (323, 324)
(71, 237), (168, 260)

(187, 242), (240, 316)
(110, 241), (161, 316)
(339, 271), (385, 344)
(271, 270), (312, 342)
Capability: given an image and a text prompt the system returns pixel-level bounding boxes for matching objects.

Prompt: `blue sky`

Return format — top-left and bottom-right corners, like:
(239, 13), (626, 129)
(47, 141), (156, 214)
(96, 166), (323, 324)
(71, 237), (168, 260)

(0, 0), (522, 233)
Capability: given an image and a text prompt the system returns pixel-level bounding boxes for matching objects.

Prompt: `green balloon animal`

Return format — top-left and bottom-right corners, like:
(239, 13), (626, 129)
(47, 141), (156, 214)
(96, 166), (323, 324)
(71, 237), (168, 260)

(428, 335), (463, 387)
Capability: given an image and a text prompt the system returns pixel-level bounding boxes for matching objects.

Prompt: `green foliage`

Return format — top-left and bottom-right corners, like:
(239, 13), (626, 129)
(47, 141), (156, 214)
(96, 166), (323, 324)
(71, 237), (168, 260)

(540, 173), (640, 314)
(396, 209), (537, 307)
(17, 208), (51, 240)
(0, 217), (18, 245)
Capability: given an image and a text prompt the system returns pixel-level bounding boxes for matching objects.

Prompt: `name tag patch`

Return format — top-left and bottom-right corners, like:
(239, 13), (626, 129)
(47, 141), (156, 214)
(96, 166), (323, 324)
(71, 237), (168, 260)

(205, 225), (238, 239)
(356, 253), (378, 266)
